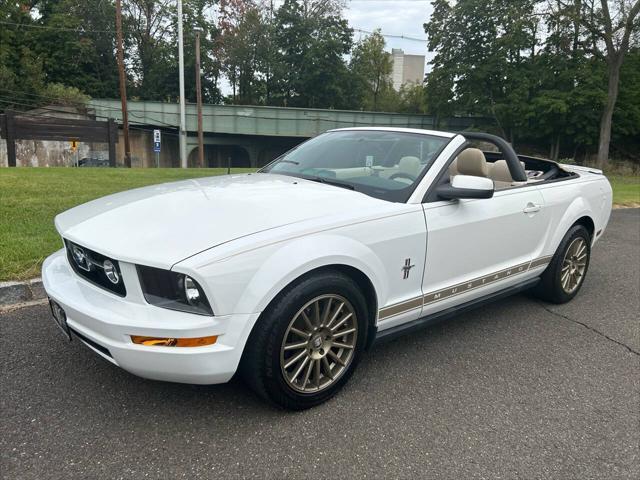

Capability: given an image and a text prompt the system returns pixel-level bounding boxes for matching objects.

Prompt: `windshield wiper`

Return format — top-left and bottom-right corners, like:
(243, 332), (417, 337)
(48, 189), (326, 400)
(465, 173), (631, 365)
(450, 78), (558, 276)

(309, 177), (355, 190)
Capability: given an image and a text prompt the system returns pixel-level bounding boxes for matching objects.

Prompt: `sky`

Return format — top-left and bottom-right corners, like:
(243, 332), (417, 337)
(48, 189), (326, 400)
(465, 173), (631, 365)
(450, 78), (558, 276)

(219, 0), (434, 95)
(345, 0), (433, 61)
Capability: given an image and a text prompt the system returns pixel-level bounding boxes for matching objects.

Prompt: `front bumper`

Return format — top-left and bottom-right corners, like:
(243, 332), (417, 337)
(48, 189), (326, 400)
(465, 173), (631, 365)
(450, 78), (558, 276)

(42, 249), (260, 384)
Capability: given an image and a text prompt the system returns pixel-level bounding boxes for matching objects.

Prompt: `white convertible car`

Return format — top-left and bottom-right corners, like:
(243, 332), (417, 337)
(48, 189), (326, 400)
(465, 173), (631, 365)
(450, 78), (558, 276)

(43, 128), (612, 409)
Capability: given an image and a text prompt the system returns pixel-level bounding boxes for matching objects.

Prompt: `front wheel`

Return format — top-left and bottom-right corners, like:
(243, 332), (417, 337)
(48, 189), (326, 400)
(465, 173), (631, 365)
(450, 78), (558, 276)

(240, 271), (369, 410)
(532, 224), (591, 304)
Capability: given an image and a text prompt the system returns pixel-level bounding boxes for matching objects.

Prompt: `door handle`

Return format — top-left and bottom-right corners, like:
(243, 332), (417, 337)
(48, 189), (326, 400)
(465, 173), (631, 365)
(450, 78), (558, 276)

(523, 203), (541, 214)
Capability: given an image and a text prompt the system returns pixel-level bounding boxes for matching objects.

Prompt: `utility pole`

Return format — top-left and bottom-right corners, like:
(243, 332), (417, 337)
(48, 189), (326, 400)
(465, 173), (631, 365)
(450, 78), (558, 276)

(115, 0), (131, 167)
(195, 30), (204, 168)
(266, 0), (274, 103)
(177, 0), (187, 168)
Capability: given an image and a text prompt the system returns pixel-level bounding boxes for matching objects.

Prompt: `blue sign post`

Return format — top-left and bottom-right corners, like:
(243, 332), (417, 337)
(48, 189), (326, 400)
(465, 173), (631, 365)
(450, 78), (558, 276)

(153, 130), (161, 167)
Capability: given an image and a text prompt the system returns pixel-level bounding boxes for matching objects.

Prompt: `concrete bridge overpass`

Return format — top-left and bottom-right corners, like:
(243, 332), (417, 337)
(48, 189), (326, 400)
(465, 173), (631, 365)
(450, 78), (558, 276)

(89, 99), (480, 168)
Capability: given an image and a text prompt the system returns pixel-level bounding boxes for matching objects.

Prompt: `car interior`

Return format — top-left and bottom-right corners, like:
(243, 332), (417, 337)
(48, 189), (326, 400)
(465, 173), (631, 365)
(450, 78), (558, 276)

(448, 148), (532, 190)
(271, 132), (450, 192)
(265, 130), (577, 203)
(445, 144), (576, 191)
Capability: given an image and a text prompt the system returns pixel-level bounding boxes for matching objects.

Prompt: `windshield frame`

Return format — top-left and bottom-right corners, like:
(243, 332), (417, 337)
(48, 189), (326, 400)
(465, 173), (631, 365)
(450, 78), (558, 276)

(259, 129), (454, 203)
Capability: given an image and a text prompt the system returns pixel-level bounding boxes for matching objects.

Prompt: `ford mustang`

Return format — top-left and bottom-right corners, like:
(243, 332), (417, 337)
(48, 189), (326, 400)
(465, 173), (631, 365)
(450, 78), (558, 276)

(42, 128), (612, 409)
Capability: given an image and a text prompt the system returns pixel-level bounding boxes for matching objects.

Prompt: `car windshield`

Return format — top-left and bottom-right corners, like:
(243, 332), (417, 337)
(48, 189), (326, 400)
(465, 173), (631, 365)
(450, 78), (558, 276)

(260, 130), (451, 202)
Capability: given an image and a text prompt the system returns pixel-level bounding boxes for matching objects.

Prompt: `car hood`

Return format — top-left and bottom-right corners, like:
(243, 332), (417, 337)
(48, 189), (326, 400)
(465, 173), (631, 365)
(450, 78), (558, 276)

(55, 173), (386, 268)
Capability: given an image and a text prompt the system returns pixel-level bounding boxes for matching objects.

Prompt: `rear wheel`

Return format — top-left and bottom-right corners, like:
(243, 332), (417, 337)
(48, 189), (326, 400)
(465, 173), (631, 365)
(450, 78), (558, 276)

(532, 224), (591, 304)
(240, 271), (368, 410)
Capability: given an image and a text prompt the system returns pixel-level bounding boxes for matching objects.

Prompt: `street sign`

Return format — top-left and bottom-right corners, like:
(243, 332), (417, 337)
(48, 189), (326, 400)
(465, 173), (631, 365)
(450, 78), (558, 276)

(153, 129), (161, 166)
(153, 129), (161, 153)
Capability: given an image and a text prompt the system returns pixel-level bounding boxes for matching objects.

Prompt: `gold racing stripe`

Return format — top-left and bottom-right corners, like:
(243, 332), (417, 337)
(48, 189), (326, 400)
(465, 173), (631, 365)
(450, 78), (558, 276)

(529, 255), (553, 269)
(378, 296), (423, 320)
(422, 261), (530, 306)
(378, 255), (552, 321)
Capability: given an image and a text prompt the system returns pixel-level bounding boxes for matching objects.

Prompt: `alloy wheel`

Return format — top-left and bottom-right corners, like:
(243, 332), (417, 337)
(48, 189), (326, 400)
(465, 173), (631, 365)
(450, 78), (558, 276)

(561, 237), (588, 294)
(280, 294), (358, 393)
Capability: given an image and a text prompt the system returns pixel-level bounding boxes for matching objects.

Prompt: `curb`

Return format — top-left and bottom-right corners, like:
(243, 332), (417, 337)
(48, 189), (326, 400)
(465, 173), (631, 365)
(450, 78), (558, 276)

(0, 278), (46, 308)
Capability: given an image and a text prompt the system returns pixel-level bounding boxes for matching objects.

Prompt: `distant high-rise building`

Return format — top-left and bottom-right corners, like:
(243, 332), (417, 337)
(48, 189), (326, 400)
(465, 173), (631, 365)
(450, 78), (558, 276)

(391, 49), (425, 91)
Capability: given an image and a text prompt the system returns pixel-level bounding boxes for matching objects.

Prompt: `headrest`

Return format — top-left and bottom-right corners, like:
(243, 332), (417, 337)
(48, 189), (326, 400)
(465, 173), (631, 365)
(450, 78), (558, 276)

(490, 160), (513, 183)
(399, 156), (421, 176)
(456, 148), (488, 177)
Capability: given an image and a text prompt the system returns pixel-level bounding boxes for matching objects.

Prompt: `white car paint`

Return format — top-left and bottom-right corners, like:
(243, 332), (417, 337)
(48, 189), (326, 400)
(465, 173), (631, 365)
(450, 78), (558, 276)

(42, 128), (613, 385)
(55, 173), (399, 269)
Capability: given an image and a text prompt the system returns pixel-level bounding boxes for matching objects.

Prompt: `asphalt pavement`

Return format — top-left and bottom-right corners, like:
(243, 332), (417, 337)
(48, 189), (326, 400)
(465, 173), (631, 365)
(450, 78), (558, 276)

(1, 209), (638, 479)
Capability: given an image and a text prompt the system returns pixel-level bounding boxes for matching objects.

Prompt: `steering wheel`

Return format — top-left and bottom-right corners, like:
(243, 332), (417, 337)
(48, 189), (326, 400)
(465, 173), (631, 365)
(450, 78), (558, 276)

(389, 172), (417, 184)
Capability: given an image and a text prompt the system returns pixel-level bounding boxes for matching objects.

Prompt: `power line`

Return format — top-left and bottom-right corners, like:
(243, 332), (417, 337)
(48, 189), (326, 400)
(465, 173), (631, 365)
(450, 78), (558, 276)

(0, 20), (114, 34)
(0, 95), (182, 129)
(0, 88), (93, 103)
(0, 98), (87, 114)
(129, 124), (179, 137)
(0, 98), (181, 129)
(0, 19), (428, 43)
(353, 27), (427, 43)
(0, 91), (136, 118)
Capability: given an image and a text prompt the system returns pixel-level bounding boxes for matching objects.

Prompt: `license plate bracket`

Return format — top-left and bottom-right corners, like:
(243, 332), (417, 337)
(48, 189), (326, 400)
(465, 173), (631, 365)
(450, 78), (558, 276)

(49, 299), (71, 341)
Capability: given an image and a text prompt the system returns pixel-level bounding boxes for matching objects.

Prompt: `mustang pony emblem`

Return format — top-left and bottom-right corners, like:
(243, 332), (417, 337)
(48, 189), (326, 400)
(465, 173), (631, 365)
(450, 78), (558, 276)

(402, 258), (415, 279)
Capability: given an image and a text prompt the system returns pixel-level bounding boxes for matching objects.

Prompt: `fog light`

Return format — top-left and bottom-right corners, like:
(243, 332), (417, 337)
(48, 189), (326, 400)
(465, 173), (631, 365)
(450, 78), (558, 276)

(130, 335), (217, 347)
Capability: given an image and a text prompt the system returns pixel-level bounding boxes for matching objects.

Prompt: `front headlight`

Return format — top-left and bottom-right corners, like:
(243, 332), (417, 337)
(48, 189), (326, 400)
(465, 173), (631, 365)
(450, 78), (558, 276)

(137, 265), (213, 316)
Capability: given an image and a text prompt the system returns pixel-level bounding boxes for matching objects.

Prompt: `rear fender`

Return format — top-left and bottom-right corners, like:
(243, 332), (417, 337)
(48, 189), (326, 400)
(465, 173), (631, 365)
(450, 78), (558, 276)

(546, 197), (594, 254)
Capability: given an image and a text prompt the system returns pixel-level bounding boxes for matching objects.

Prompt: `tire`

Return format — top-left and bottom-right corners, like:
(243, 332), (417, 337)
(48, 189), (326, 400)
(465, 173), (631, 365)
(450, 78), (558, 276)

(240, 270), (369, 410)
(532, 224), (591, 304)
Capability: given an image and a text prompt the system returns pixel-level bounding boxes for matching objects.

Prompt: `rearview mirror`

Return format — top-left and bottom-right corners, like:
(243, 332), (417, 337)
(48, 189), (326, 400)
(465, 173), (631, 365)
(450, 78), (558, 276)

(435, 175), (494, 200)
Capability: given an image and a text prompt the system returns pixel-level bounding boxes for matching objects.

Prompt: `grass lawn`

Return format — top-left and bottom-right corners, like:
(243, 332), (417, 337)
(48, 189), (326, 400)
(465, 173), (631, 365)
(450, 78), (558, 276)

(1, 168), (638, 282)
(0, 168), (254, 282)
(609, 175), (640, 207)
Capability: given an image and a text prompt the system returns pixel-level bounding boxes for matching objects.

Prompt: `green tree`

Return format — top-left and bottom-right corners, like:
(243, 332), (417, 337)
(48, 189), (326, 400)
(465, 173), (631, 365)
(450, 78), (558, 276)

(273, 0), (353, 108)
(398, 83), (428, 114)
(217, 0), (267, 104)
(181, 0), (221, 103)
(424, 0), (540, 143)
(525, 1), (607, 159)
(122, 0), (178, 100)
(612, 47), (640, 156)
(33, 0), (120, 98)
(349, 29), (393, 110)
(561, 0), (640, 167)
(0, 1), (93, 110)
(120, 0), (220, 102)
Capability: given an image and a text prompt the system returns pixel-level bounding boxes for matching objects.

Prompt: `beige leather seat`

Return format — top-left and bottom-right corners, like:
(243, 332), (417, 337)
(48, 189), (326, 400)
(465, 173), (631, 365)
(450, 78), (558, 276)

(451, 148), (489, 178)
(398, 156), (421, 177)
(489, 160), (513, 188)
(490, 160), (528, 189)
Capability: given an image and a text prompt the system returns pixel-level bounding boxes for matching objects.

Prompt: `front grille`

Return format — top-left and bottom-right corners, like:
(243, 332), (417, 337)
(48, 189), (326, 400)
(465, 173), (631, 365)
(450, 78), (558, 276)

(64, 240), (126, 297)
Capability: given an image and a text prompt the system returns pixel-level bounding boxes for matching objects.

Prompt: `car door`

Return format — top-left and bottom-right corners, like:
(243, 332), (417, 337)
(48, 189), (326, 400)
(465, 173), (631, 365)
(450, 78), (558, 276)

(421, 186), (549, 317)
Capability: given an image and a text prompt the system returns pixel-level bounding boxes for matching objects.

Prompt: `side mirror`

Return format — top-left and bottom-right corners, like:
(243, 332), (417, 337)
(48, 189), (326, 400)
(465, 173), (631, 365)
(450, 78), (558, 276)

(436, 175), (494, 200)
